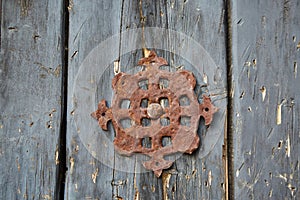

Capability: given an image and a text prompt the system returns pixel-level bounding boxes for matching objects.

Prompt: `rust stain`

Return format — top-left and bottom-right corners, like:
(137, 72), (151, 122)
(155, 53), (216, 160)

(92, 51), (218, 177)
(162, 171), (171, 200)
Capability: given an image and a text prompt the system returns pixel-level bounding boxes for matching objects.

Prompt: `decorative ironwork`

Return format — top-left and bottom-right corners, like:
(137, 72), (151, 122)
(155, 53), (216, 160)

(92, 51), (217, 177)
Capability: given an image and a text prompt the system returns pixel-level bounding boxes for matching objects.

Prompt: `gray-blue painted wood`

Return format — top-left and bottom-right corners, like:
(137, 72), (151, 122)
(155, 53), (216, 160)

(0, 0), (64, 199)
(66, 0), (227, 199)
(230, 0), (300, 199)
(65, 1), (122, 199)
(3, 0), (299, 199)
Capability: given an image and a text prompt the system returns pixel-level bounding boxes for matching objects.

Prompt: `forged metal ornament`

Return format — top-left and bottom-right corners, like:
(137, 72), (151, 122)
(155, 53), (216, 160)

(92, 51), (217, 177)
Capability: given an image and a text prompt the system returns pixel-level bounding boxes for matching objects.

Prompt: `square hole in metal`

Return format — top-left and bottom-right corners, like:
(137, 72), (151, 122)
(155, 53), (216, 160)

(141, 118), (151, 127)
(162, 136), (172, 147)
(180, 116), (191, 127)
(160, 97), (169, 108)
(159, 65), (171, 71)
(138, 79), (148, 90)
(120, 99), (130, 109)
(120, 118), (132, 129)
(140, 98), (149, 108)
(160, 117), (170, 126)
(142, 137), (152, 148)
(159, 78), (169, 89)
(179, 95), (190, 106)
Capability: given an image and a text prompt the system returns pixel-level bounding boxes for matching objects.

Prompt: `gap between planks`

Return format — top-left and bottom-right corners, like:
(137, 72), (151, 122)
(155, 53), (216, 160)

(224, 0), (234, 199)
(55, 0), (69, 199)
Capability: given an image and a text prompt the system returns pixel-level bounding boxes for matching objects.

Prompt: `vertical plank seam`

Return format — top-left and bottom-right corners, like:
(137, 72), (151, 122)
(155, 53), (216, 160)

(55, 0), (69, 199)
(118, 0), (125, 60)
(0, 0), (2, 49)
(224, 0), (234, 199)
(112, 0), (125, 199)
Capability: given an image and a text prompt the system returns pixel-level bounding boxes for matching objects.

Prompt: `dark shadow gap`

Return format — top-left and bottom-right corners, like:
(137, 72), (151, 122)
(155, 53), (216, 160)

(224, 0), (234, 199)
(55, 0), (69, 199)
(0, 0), (2, 49)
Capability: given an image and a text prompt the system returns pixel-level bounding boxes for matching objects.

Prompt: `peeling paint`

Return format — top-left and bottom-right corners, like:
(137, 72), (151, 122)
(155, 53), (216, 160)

(203, 73), (208, 84)
(287, 183), (296, 196)
(286, 134), (290, 157)
(114, 60), (121, 75)
(70, 157), (75, 174)
(276, 99), (286, 125)
(277, 173), (287, 182)
(269, 189), (273, 197)
(68, 0), (74, 11)
(252, 59), (257, 66)
(91, 168), (99, 184)
(55, 146), (59, 165)
(260, 86), (266, 102)
(208, 170), (212, 186)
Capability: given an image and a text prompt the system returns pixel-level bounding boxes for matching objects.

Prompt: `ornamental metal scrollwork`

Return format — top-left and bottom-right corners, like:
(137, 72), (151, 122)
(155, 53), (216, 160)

(92, 51), (217, 177)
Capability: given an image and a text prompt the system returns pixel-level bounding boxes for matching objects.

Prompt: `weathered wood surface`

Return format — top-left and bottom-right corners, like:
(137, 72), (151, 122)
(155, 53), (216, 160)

(66, 0), (227, 199)
(0, 0), (64, 199)
(2, 0), (299, 199)
(65, 1), (122, 200)
(230, 0), (300, 199)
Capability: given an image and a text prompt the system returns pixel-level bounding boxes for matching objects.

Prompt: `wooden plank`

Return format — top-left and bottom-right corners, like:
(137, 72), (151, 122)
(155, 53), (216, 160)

(66, 0), (227, 199)
(231, 0), (300, 199)
(65, 1), (122, 199)
(0, 0), (64, 199)
(162, 1), (227, 199)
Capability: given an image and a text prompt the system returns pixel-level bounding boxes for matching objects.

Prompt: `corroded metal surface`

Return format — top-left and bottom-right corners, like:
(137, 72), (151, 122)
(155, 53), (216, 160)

(92, 51), (217, 177)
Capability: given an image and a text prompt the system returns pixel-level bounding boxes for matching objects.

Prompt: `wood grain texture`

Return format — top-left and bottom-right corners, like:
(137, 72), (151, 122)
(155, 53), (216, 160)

(65, 1), (122, 199)
(231, 0), (300, 199)
(2, 0), (300, 199)
(66, 0), (227, 199)
(0, 0), (64, 199)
